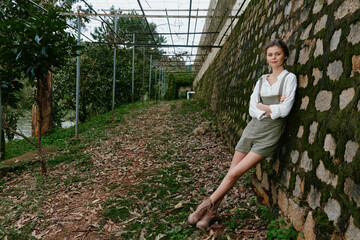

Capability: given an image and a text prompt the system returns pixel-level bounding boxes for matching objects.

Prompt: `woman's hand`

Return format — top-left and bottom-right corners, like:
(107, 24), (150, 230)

(280, 96), (287, 104)
(257, 102), (264, 110)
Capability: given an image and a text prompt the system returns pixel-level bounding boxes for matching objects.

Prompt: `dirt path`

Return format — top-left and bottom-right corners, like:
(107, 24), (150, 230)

(1, 101), (266, 239)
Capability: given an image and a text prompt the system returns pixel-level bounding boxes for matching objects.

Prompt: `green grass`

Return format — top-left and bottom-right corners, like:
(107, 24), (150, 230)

(3, 101), (152, 162)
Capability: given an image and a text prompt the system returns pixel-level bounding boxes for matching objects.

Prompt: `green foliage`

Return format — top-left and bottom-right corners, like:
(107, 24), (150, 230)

(265, 219), (298, 240)
(0, 0), (79, 82)
(313, 209), (336, 239)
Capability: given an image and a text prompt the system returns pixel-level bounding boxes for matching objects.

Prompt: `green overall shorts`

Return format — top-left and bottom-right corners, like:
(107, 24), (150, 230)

(235, 73), (289, 157)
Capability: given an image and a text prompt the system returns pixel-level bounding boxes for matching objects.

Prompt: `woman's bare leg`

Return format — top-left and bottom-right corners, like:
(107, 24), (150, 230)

(229, 151), (247, 170)
(209, 152), (265, 203)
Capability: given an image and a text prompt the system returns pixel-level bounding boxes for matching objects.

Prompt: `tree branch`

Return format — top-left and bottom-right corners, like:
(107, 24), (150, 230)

(2, 115), (38, 148)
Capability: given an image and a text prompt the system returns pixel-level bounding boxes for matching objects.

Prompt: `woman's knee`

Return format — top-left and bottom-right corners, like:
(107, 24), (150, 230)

(226, 169), (241, 184)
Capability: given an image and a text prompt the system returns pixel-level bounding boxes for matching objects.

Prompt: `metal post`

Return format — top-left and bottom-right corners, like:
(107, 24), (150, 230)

(149, 55), (152, 103)
(112, 16), (117, 111)
(154, 65), (157, 101)
(132, 33), (135, 110)
(189, 64), (191, 83)
(75, 12), (81, 138)
(162, 68), (165, 99)
(158, 66), (161, 100)
(142, 48), (145, 106)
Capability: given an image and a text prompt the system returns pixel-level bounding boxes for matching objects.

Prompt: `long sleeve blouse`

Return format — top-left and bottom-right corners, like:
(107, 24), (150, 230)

(249, 70), (297, 120)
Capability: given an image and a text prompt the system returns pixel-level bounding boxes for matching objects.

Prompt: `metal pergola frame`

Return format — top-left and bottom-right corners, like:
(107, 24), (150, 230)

(23, 0), (246, 139)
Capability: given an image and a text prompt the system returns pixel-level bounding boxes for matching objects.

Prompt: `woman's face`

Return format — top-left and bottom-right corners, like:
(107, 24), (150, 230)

(266, 46), (287, 68)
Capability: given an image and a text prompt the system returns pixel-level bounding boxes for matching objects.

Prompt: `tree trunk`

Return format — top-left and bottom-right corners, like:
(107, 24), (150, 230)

(36, 75), (49, 175)
(33, 71), (53, 138)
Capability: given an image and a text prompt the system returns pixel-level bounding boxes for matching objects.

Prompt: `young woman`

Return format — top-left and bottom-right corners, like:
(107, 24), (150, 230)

(188, 39), (297, 229)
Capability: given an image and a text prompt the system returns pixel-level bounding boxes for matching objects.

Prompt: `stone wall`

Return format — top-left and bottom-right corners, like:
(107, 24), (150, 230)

(194, 0), (360, 239)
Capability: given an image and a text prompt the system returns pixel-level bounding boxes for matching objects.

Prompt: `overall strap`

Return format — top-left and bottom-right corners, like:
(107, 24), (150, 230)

(278, 72), (290, 97)
(258, 75), (265, 100)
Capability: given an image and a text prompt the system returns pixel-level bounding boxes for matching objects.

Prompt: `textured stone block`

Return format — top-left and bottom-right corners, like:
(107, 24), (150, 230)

(314, 14), (327, 34)
(300, 7), (310, 24)
(291, 150), (299, 164)
(330, 29), (342, 51)
(300, 96), (309, 110)
(335, 0), (360, 20)
(324, 198), (341, 223)
(287, 49), (296, 65)
(300, 151), (312, 172)
(293, 175), (302, 197)
(261, 171), (270, 191)
(313, 0), (323, 14)
(324, 134), (336, 157)
(293, 0), (303, 12)
(284, 1), (292, 16)
(278, 188), (289, 215)
(351, 55), (360, 77)
(316, 160), (338, 188)
(288, 199), (306, 231)
(307, 185), (321, 209)
(300, 23), (312, 40)
(312, 68), (323, 86)
(344, 178), (360, 207)
(308, 121), (319, 144)
(299, 75), (308, 88)
(345, 216), (360, 240)
(256, 163), (262, 181)
(299, 41), (314, 64)
(339, 88), (355, 110)
(303, 212), (316, 240)
(315, 90), (332, 112)
(275, 12), (282, 25)
(327, 60), (344, 80)
(345, 140), (359, 163)
(297, 126), (304, 138)
(314, 39), (323, 57)
(347, 21), (360, 44)
(273, 158), (280, 173)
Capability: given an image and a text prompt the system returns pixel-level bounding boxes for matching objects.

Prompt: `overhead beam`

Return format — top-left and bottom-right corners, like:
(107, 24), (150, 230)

(186, 0), (192, 45)
(60, 12), (241, 18)
(91, 42), (222, 48)
(165, 8), (176, 54)
(124, 32), (219, 35)
(136, 0), (156, 43)
(131, 44), (222, 48)
(218, 1), (247, 46)
(190, 9), (199, 56)
(102, 9), (223, 12)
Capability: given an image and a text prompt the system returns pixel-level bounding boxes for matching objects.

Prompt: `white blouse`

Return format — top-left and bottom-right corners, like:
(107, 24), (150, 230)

(249, 70), (298, 120)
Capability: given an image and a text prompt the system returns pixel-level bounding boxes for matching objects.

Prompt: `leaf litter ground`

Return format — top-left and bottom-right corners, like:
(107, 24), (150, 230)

(0, 100), (267, 239)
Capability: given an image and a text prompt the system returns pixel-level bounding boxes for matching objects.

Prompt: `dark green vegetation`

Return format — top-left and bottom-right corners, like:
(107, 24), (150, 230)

(0, 100), (295, 239)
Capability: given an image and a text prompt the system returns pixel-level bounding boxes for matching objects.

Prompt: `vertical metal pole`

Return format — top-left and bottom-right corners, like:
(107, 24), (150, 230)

(154, 65), (157, 101)
(189, 64), (191, 83)
(158, 66), (161, 100)
(162, 68), (165, 99)
(149, 55), (152, 103)
(132, 33), (135, 110)
(142, 48), (145, 106)
(112, 16), (117, 111)
(75, 13), (81, 138)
